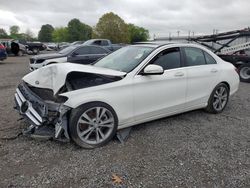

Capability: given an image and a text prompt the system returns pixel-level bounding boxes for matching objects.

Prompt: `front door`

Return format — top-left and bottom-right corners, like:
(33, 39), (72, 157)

(67, 46), (90, 64)
(133, 47), (187, 122)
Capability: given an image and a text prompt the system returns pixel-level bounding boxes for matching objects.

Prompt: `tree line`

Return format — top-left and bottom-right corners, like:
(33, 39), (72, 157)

(0, 12), (149, 44)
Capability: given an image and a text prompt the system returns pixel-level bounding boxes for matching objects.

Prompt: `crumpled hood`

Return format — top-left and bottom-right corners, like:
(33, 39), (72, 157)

(23, 63), (126, 94)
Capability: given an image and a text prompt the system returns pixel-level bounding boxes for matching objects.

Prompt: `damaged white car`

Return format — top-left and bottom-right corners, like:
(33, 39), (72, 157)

(14, 43), (239, 148)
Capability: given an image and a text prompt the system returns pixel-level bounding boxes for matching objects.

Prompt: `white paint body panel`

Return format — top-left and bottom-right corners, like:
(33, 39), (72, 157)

(23, 63), (126, 94)
(23, 43), (240, 129)
(30, 57), (67, 70)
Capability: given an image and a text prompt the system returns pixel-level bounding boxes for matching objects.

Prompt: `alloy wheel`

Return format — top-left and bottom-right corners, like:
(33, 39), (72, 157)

(212, 86), (228, 111)
(76, 107), (115, 145)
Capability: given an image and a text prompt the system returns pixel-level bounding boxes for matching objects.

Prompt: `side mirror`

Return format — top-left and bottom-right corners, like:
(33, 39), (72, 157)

(142, 64), (164, 75)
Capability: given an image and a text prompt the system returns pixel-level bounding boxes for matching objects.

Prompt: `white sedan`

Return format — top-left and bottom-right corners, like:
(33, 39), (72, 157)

(14, 43), (239, 148)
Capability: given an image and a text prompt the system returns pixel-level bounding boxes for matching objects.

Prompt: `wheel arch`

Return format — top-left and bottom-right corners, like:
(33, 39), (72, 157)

(220, 81), (230, 92)
(69, 100), (119, 121)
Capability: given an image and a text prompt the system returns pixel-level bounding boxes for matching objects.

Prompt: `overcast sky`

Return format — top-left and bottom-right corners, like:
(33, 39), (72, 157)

(0, 0), (250, 38)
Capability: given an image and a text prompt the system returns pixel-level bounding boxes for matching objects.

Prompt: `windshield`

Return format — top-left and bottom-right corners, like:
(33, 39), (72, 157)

(59, 46), (77, 54)
(83, 40), (95, 45)
(94, 46), (154, 73)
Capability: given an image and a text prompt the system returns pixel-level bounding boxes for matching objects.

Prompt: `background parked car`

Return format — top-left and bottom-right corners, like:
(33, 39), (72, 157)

(18, 40), (46, 55)
(0, 39), (27, 56)
(29, 45), (110, 70)
(44, 42), (59, 51)
(0, 43), (7, 61)
(58, 41), (85, 50)
(83, 39), (126, 51)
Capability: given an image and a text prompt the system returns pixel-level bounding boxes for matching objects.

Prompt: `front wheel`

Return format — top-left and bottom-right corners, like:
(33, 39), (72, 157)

(239, 64), (250, 83)
(205, 83), (229, 114)
(69, 102), (118, 149)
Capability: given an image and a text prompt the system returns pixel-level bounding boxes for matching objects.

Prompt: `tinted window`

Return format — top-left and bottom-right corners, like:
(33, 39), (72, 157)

(101, 40), (109, 46)
(152, 48), (181, 70)
(204, 51), (217, 64)
(58, 46), (77, 54)
(74, 47), (90, 55)
(89, 46), (107, 54)
(184, 47), (206, 66)
(93, 40), (102, 45)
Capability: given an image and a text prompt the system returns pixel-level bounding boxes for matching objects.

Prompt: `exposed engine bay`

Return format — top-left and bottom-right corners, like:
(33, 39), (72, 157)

(65, 72), (123, 92)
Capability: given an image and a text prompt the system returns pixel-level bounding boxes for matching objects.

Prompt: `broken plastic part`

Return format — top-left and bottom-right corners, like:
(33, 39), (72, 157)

(116, 127), (132, 144)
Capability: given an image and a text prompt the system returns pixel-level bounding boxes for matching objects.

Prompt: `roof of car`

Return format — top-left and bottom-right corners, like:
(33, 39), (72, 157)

(132, 42), (174, 48)
(133, 41), (209, 50)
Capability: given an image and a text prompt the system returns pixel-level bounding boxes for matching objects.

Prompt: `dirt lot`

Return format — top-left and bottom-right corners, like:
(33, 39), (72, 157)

(0, 55), (250, 187)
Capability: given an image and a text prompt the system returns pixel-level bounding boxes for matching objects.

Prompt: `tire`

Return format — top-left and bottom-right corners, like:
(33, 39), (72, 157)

(32, 48), (39, 55)
(205, 83), (229, 114)
(238, 64), (250, 83)
(69, 102), (118, 149)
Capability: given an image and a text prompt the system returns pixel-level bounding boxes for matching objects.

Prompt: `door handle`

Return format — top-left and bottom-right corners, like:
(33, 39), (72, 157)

(174, 72), (184, 77)
(211, 69), (218, 73)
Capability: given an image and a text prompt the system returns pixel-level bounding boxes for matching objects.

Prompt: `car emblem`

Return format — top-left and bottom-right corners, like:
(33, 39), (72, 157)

(35, 81), (39, 85)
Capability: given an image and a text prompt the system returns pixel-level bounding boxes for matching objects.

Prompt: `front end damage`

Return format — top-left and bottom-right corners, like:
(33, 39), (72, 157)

(14, 63), (126, 142)
(14, 82), (71, 141)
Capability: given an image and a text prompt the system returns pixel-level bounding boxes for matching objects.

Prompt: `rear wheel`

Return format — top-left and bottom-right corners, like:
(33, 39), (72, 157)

(205, 83), (229, 114)
(239, 64), (250, 83)
(69, 102), (118, 148)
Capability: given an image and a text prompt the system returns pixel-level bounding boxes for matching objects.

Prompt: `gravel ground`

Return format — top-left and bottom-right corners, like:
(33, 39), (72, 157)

(0, 55), (250, 188)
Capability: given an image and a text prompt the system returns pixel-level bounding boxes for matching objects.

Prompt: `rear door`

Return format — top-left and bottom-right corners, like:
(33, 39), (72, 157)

(67, 46), (90, 64)
(182, 47), (220, 107)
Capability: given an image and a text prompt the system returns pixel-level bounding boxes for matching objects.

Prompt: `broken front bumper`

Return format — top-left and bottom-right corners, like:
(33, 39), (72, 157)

(14, 82), (70, 140)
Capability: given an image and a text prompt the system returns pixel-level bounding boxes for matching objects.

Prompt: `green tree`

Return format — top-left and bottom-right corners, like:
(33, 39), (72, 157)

(23, 29), (34, 41)
(9, 25), (20, 35)
(128, 24), (149, 43)
(52, 27), (69, 42)
(38, 24), (54, 42)
(0, 28), (8, 38)
(94, 12), (129, 43)
(67, 18), (92, 42)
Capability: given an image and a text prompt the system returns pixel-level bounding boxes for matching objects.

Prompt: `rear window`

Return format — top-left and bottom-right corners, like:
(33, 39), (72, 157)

(184, 47), (206, 66)
(204, 51), (217, 64)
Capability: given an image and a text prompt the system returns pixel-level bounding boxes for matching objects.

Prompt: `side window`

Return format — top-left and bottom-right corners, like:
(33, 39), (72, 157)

(152, 48), (181, 70)
(89, 46), (107, 54)
(184, 47), (206, 66)
(204, 51), (217, 64)
(101, 40), (109, 46)
(93, 40), (102, 45)
(74, 47), (90, 55)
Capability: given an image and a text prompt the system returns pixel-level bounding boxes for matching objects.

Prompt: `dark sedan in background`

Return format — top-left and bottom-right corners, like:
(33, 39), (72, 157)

(29, 45), (110, 70)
